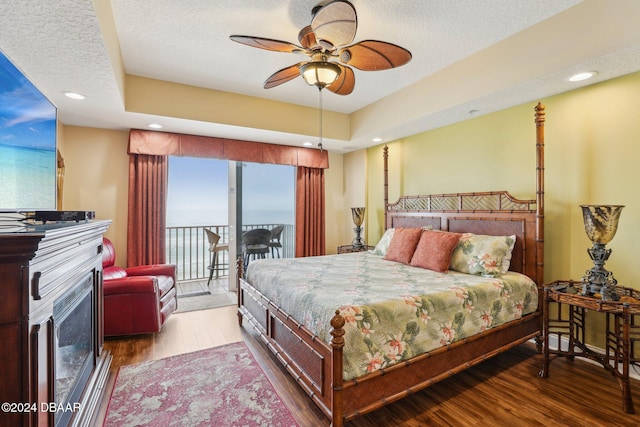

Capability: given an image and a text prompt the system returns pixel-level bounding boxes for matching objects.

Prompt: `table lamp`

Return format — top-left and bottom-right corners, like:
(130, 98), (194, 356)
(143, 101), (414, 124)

(351, 207), (365, 248)
(580, 204), (624, 300)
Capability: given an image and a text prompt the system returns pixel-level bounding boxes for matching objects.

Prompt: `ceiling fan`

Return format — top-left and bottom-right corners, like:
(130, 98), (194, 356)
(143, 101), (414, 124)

(230, 0), (412, 95)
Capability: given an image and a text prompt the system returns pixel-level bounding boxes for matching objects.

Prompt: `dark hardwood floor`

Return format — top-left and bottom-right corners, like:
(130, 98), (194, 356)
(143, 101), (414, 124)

(98, 305), (640, 426)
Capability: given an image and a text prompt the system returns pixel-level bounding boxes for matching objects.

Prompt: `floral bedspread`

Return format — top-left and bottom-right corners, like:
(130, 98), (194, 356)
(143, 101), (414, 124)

(245, 252), (538, 380)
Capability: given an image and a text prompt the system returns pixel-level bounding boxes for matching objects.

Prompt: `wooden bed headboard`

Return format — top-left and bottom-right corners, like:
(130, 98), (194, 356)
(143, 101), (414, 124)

(383, 103), (545, 286)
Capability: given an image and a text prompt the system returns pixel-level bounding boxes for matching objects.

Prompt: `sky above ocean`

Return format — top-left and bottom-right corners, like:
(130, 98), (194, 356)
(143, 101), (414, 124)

(166, 157), (295, 227)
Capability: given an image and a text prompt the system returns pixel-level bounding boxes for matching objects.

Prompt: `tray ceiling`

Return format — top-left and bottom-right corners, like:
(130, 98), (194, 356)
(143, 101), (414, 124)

(1, 1), (640, 151)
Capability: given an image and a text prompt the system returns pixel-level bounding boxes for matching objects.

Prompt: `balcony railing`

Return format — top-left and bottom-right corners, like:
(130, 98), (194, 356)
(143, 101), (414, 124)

(166, 223), (294, 282)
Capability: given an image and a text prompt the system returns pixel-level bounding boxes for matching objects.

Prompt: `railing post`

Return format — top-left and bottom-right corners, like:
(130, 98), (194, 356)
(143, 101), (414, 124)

(236, 257), (244, 326)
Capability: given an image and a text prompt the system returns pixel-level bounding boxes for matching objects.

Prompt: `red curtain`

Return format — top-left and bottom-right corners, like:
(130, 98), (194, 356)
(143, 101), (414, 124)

(126, 130), (329, 262)
(296, 166), (325, 257)
(127, 154), (168, 266)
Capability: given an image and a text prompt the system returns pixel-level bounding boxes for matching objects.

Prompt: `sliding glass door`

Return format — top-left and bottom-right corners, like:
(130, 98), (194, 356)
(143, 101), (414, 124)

(166, 157), (230, 291)
(233, 161), (295, 252)
(166, 157), (295, 291)
(167, 157), (228, 228)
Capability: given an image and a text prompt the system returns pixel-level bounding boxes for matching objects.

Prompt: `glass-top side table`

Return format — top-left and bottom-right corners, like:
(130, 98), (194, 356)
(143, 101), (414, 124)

(337, 244), (374, 254)
(539, 280), (640, 413)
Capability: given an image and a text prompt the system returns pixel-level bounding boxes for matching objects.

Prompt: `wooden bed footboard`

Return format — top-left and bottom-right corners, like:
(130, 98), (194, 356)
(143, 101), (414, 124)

(238, 270), (541, 427)
(237, 271), (336, 419)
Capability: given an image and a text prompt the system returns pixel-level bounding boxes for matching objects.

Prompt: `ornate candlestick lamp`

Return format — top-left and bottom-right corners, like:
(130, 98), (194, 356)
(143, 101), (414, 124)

(580, 205), (624, 300)
(351, 207), (365, 248)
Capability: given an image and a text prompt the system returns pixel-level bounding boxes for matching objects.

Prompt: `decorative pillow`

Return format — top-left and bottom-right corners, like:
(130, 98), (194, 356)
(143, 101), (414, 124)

(383, 227), (423, 264)
(370, 228), (395, 256)
(370, 226), (432, 256)
(410, 230), (462, 272)
(500, 235), (517, 274)
(450, 233), (516, 277)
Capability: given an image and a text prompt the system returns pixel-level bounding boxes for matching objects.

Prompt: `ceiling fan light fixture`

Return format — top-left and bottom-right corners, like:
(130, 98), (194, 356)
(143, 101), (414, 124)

(231, 1), (409, 96)
(300, 61), (341, 89)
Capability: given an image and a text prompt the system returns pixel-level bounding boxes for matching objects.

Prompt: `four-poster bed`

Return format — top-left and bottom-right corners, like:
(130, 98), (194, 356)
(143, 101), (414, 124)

(237, 102), (546, 426)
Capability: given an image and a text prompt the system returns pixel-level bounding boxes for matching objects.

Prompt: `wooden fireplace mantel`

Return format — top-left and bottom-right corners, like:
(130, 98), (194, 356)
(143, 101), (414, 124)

(0, 220), (111, 427)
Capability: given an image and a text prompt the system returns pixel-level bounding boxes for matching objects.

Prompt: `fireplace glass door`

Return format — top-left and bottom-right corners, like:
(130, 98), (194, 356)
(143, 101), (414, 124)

(53, 272), (95, 425)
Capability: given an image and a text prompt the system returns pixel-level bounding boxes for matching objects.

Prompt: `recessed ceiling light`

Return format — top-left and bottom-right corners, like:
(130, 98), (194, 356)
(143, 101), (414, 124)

(372, 137), (383, 142)
(569, 71), (597, 82)
(63, 91), (85, 100)
(303, 141), (313, 146)
(148, 123), (163, 129)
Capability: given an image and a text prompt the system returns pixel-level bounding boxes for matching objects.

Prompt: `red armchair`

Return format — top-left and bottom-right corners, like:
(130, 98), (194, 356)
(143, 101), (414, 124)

(102, 237), (177, 336)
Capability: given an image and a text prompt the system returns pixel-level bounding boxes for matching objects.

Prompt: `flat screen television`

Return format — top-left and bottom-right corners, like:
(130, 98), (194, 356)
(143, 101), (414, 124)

(0, 48), (57, 211)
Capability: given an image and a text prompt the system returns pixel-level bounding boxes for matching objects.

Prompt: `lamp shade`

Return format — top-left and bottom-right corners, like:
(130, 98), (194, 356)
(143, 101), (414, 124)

(579, 204), (624, 300)
(300, 61), (341, 89)
(580, 205), (624, 244)
(351, 207), (365, 227)
(351, 207), (365, 248)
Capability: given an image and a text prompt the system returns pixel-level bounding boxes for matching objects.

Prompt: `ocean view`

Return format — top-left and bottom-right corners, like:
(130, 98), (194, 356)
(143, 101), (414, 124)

(167, 157), (295, 228)
(165, 157), (295, 279)
(0, 144), (56, 210)
(166, 208), (293, 228)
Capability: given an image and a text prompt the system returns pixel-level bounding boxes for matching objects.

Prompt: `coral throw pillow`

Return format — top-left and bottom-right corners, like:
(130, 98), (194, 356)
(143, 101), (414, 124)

(383, 227), (423, 264)
(410, 230), (462, 272)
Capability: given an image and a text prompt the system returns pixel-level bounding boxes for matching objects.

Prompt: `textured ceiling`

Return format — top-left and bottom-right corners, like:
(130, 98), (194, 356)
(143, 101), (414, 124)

(111, 0), (578, 113)
(1, 1), (640, 151)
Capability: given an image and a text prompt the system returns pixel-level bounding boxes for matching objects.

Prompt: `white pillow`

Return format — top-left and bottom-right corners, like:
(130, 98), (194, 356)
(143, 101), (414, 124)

(369, 228), (395, 256)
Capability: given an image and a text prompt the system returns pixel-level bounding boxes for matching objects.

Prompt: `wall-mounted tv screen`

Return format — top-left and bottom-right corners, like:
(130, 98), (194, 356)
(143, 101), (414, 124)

(0, 49), (57, 211)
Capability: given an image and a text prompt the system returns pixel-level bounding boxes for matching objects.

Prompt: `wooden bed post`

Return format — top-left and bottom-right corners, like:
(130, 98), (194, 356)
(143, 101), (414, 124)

(330, 310), (346, 427)
(535, 102), (545, 287)
(383, 145), (389, 228)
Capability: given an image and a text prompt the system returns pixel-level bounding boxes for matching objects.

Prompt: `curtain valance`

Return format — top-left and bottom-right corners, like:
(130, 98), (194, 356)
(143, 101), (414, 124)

(128, 129), (329, 169)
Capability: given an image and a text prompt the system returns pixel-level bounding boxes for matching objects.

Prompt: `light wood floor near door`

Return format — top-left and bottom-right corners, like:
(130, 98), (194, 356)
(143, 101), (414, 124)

(99, 306), (640, 426)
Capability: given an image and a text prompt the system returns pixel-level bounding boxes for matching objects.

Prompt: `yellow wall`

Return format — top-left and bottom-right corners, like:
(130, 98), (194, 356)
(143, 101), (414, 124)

(61, 126), (130, 260)
(325, 151), (344, 254)
(367, 71), (640, 345)
(60, 127), (349, 262)
(342, 149), (368, 246)
(368, 71), (640, 288)
(60, 71), (640, 346)
(126, 75), (350, 142)
(61, 70), (640, 290)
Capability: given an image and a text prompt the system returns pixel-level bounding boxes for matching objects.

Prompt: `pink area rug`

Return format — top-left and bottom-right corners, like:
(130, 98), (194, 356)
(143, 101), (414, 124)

(104, 341), (298, 426)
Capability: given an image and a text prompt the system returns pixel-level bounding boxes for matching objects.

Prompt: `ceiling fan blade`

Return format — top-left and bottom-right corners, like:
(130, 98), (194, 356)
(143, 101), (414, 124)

(298, 25), (317, 50)
(264, 63), (304, 89)
(311, 1), (357, 49)
(339, 40), (412, 71)
(230, 35), (304, 53)
(327, 64), (355, 96)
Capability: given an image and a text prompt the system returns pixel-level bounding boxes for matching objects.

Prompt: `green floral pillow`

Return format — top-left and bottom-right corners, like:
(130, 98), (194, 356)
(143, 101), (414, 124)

(450, 233), (516, 277)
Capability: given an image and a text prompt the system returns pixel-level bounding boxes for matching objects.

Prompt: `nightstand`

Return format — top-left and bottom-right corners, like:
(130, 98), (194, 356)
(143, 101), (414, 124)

(337, 244), (374, 254)
(540, 280), (640, 413)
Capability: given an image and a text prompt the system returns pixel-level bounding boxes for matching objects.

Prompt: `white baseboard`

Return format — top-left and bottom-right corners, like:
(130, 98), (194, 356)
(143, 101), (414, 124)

(533, 336), (640, 381)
